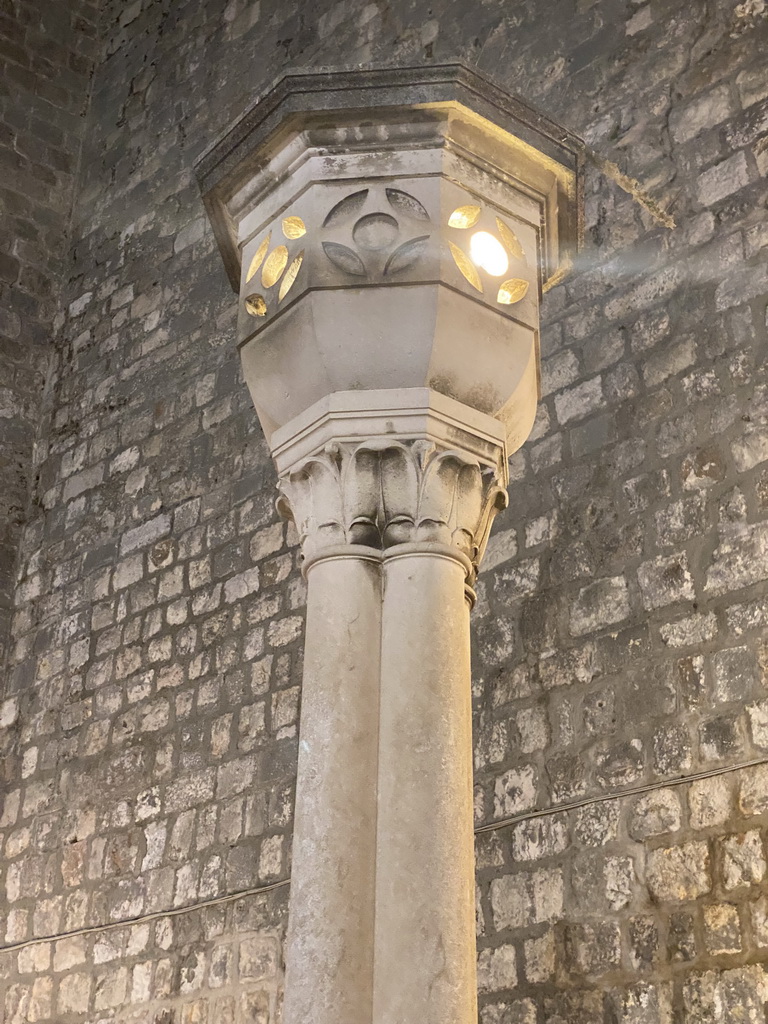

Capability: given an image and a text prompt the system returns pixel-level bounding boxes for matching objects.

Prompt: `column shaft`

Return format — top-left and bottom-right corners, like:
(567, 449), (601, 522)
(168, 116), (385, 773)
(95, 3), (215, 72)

(282, 553), (382, 1024)
(373, 549), (477, 1024)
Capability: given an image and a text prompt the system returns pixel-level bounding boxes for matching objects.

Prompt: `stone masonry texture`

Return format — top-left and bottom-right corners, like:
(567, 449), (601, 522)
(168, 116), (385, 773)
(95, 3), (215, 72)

(1, 0), (768, 1022)
(0, 0), (99, 670)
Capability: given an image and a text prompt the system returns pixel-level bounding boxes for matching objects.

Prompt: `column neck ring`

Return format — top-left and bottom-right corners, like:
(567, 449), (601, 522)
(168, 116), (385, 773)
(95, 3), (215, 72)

(303, 544), (384, 577)
(382, 541), (474, 580)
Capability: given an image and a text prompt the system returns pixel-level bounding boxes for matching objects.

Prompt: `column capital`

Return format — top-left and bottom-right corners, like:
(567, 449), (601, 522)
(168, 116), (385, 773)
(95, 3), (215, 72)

(197, 64), (584, 465)
(277, 436), (508, 584)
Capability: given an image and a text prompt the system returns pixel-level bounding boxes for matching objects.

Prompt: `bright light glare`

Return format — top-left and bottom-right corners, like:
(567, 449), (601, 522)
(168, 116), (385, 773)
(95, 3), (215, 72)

(469, 231), (509, 277)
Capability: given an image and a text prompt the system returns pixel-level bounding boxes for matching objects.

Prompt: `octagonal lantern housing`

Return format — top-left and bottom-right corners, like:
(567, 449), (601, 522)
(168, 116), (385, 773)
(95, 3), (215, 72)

(197, 64), (584, 474)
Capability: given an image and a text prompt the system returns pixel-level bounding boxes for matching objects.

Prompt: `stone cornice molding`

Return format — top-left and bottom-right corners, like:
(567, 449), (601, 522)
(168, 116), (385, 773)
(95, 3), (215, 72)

(196, 62), (584, 291)
(268, 388), (509, 480)
(277, 438), (508, 583)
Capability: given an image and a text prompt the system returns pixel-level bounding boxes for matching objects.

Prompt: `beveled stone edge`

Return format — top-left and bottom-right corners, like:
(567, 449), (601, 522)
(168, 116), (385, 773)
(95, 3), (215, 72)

(197, 62), (584, 196)
(195, 63), (585, 290)
(269, 386), (509, 486)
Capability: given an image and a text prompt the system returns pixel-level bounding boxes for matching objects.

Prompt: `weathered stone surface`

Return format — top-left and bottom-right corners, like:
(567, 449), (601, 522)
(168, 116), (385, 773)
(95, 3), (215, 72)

(646, 842), (711, 903)
(569, 576), (630, 636)
(703, 903), (742, 955)
(628, 791), (682, 840)
(739, 764), (768, 816)
(705, 523), (768, 595)
(477, 944), (517, 992)
(523, 930), (555, 984)
(3, 1), (768, 1022)
(683, 965), (768, 1022)
(490, 869), (564, 931)
(670, 86), (734, 143)
(636, 553), (695, 610)
(689, 776), (732, 829)
(697, 151), (751, 206)
(607, 981), (672, 1024)
(719, 830), (767, 890)
(493, 766), (538, 819)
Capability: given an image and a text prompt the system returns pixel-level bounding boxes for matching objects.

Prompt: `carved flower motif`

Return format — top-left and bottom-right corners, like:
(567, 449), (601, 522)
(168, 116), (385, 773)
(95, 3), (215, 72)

(320, 188), (431, 279)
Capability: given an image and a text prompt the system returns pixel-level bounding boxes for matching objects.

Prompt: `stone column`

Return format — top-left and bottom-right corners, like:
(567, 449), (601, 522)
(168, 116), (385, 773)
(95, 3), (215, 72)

(196, 61), (583, 1024)
(277, 449), (386, 1024)
(277, 439), (507, 1024)
(374, 546), (476, 1024)
(282, 551), (381, 1024)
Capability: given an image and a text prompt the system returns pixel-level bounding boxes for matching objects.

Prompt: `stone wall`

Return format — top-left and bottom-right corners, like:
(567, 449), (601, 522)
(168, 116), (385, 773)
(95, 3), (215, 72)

(0, 0), (99, 668)
(2, 0), (768, 1021)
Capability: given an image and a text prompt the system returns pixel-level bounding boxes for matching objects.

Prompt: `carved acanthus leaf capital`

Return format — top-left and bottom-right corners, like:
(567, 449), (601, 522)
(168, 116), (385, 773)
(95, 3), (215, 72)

(277, 439), (508, 580)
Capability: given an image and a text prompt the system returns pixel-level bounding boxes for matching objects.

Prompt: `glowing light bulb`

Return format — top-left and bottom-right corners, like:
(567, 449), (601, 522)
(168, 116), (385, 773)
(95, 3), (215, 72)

(469, 231), (509, 277)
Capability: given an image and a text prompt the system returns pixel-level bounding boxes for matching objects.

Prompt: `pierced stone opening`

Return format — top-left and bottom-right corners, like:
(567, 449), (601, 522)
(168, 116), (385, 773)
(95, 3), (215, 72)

(496, 217), (525, 261)
(279, 251), (304, 301)
(283, 216), (307, 239)
(262, 245), (289, 288)
(497, 278), (529, 305)
(448, 205), (481, 229)
(448, 241), (482, 292)
(246, 233), (271, 283)
(244, 294), (267, 317)
(469, 231), (509, 277)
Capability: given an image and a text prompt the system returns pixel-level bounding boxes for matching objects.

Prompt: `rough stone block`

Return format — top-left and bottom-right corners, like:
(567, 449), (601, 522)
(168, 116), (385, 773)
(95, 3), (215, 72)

(697, 151), (750, 206)
(493, 765), (538, 818)
(570, 576), (630, 636)
(636, 552), (695, 610)
(683, 965), (768, 1021)
(629, 790), (682, 840)
(646, 842), (711, 903)
(554, 376), (603, 425)
(706, 523), (768, 594)
(491, 868), (563, 931)
(477, 943), (517, 992)
(670, 86), (734, 143)
(712, 646), (761, 703)
(689, 776), (732, 829)
(720, 830), (767, 890)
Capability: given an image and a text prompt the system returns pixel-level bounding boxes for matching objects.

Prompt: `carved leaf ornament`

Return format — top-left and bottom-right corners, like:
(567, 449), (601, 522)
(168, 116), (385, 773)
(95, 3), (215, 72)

(277, 440), (508, 580)
(243, 195), (531, 320)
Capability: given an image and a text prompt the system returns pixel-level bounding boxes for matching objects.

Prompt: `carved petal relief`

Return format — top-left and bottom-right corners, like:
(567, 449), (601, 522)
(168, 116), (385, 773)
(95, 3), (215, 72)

(277, 440), (508, 579)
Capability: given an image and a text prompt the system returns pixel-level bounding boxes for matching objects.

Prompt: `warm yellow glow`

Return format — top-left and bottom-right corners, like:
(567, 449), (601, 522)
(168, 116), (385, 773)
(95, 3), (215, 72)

(469, 231), (509, 277)
(279, 251), (304, 301)
(282, 216), (306, 239)
(496, 218), (525, 261)
(246, 234), (270, 283)
(448, 241), (482, 292)
(497, 278), (529, 305)
(244, 294), (267, 317)
(448, 204), (481, 229)
(262, 245), (289, 288)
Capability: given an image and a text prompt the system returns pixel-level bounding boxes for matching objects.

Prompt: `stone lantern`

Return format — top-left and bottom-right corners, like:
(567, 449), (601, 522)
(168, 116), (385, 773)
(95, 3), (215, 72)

(197, 64), (583, 1024)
